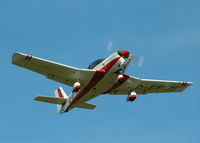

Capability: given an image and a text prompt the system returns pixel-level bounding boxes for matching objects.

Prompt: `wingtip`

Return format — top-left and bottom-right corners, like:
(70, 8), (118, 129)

(12, 52), (24, 64)
(187, 82), (193, 86)
(33, 96), (40, 101)
(33, 96), (44, 101)
(12, 52), (30, 65)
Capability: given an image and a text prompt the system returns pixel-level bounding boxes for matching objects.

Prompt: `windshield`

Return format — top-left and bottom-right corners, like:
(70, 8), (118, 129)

(88, 59), (105, 69)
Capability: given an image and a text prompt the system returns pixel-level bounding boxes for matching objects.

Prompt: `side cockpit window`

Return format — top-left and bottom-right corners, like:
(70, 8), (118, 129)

(88, 59), (105, 69)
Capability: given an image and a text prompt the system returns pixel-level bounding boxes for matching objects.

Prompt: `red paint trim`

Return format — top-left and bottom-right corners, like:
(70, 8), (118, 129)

(118, 77), (124, 80)
(28, 56), (32, 61)
(25, 55), (32, 61)
(72, 85), (81, 92)
(130, 94), (136, 98)
(103, 75), (129, 94)
(181, 81), (188, 87)
(57, 88), (64, 98)
(66, 57), (121, 111)
(118, 51), (130, 58)
(100, 57), (121, 72)
(73, 85), (81, 90)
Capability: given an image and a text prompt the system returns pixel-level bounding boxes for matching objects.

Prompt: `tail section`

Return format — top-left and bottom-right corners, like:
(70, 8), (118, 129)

(34, 87), (96, 113)
(54, 87), (69, 114)
(34, 96), (66, 104)
(34, 87), (70, 114)
(55, 87), (68, 98)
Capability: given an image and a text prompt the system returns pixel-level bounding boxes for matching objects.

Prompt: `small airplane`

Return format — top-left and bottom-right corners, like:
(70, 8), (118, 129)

(12, 50), (192, 114)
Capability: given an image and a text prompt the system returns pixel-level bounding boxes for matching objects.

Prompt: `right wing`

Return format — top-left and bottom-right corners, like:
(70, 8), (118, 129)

(12, 53), (95, 87)
(108, 75), (193, 95)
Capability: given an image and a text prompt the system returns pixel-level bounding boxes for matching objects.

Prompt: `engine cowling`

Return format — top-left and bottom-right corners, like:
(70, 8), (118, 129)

(72, 82), (81, 92)
(127, 91), (137, 102)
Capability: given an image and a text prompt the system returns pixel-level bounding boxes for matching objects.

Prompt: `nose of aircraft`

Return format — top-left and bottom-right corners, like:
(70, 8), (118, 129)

(118, 50), (131, 58)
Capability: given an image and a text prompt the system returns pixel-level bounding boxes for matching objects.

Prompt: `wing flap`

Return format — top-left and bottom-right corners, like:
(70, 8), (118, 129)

(76, 102), (96, 110)
(34, 96), (66, 104)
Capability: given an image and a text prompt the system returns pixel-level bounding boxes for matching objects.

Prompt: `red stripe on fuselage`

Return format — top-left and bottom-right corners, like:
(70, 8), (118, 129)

(100, 57), (120, 71)
(66, 57), (121, 111)
(103, 75), (129, 94)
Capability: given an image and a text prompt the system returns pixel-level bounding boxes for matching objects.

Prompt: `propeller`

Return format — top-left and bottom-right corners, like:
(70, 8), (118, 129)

(106, 40), (118, 52)
(105, 40), (144, 67)
(132, 55), (144, 67)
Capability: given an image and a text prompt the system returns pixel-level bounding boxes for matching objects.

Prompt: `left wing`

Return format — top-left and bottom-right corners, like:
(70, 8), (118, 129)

(12, 53), (95, 87)
(108, 75), (193, 95)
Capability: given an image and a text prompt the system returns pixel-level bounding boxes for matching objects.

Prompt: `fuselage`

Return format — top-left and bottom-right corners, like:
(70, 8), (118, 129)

(66, 51), (132, 111)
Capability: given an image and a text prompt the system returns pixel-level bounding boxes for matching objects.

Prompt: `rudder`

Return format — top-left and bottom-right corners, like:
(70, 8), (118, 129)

(54, 87), (69, 114)
(55, 87), (67, 98)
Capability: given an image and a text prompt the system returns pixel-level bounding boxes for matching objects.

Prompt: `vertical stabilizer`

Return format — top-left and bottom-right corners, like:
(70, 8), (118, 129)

(54, 87), (69, 114)
(55, 87), (67, 98)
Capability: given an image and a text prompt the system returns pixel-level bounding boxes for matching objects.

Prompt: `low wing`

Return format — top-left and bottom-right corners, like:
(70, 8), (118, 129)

(109, 75), (193, 95)
(76, 102), (96, 110)
(12, 53), (95, 87)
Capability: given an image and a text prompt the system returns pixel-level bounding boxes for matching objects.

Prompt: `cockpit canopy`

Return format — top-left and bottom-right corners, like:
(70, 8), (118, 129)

(88, 59), (105, 69)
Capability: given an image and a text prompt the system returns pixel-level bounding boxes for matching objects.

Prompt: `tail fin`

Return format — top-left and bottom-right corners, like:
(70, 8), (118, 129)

(54, 87), (69, 113)
(55, 87), (68, 98)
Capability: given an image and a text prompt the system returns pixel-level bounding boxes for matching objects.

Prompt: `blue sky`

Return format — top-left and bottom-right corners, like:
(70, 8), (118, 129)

(0, 0), (199, 143)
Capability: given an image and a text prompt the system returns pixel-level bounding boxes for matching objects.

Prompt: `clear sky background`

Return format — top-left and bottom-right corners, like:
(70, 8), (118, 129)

(0, 0), (199, 143)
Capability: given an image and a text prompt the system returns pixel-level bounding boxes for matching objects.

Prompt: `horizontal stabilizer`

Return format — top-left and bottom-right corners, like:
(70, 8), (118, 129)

(34, 96), (66, 104)
(76, 102), (96, 110)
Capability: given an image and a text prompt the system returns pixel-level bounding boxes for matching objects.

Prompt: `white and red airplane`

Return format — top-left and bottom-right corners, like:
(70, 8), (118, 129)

(12, 50), (192, 114)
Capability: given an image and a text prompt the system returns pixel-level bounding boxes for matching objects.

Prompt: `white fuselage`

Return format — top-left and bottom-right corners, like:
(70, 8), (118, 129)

(64, 51), (131, 112)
